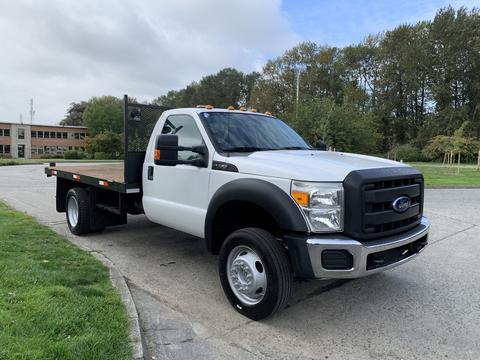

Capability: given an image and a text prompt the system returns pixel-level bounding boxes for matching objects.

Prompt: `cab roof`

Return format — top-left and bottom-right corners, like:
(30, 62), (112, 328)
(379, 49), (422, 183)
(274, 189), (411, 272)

(164, 107), (273, 117)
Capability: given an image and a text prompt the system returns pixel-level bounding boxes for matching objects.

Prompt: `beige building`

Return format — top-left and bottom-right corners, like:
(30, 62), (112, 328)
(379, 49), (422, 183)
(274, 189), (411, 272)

(0, 122), (87, 159)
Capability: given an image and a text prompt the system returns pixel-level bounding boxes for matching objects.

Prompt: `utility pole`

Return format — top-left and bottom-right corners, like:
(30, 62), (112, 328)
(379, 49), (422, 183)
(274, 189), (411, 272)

(19, 113), (23, 124)
(295, 70), (300, 120)
(29, 98), (35, 124)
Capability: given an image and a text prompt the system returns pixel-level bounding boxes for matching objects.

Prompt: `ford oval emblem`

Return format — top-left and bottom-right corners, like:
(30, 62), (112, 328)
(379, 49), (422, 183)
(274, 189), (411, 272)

(392, 196), (411, 213)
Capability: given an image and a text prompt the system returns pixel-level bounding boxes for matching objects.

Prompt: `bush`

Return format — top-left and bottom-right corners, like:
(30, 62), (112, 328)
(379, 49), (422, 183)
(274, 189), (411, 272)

(64, 150), (86, 160)
(41, 154), (63, 159)
(389, 143), (432, 162)
(93, 152), (113, 160)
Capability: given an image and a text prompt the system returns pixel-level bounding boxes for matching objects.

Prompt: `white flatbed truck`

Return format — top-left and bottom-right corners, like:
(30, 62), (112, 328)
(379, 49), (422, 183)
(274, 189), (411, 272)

(46, 96), (430, 320)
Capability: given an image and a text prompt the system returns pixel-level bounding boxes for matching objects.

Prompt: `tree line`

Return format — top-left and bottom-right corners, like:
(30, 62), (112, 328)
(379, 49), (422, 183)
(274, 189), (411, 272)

(61, 6), (480, 161)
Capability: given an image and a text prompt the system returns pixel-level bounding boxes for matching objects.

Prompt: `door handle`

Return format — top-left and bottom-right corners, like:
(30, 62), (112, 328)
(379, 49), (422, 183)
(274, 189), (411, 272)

(147, 166), (154, 180)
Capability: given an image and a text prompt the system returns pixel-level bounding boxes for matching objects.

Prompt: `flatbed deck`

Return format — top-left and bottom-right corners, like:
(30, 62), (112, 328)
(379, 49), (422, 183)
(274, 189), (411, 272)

(45, 163), (141, 193)
(52, 164), (124, 183)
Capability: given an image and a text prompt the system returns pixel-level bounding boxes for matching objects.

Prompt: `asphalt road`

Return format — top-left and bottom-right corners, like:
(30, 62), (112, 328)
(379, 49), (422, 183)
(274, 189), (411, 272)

(1, 163), (479, 360)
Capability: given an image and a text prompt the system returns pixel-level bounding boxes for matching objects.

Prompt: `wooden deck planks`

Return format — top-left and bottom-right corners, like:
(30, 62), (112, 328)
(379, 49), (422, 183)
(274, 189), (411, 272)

(52, 164), (125, 183)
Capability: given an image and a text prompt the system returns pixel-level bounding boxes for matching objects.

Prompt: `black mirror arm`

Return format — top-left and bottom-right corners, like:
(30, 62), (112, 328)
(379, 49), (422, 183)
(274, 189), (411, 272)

(154, 158), (207, 167)
(156, 145), (207, 155)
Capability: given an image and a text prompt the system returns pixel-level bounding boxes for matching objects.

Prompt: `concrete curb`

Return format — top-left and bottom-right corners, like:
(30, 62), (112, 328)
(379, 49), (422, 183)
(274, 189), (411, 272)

(91, 252), (144, 360)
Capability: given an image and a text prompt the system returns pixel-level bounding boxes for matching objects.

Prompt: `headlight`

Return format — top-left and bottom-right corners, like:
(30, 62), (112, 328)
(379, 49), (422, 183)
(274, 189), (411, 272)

(291, 181), (344, 232)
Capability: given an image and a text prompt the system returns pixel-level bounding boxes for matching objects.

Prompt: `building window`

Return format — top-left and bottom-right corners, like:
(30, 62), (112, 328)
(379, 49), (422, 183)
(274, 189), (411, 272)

(4, 129), (10, 137)
(56, 132), (62, 139)
(44, 131), (49, 138)
(18, 128), (25, 140)
(50, 131), (55, 138)
(80, 133), (85, 139)
(63, 132), (67, 139)
(74, 133), (80, 140)
(0, 129), (3, 136)
(38, 131), (43, 138)
(32, 131), (37, 138)
(0, 145), (9, 154)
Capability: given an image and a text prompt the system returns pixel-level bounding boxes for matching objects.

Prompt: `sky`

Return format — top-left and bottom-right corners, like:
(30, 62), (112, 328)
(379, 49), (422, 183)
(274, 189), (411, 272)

(0, 0), (479, 125)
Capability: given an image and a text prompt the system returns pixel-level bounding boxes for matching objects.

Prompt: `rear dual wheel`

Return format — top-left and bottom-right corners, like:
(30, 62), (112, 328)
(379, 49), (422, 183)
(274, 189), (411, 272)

(66, 188), (91, 235)
(219, 228), (292, 320)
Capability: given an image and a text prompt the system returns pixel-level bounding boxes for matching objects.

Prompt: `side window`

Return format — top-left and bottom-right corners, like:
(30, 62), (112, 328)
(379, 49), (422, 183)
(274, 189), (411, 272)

(161, 115), (204, 161)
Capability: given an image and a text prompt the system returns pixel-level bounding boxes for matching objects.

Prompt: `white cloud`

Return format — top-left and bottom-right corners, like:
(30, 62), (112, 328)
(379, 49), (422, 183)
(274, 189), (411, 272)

(0, 0), (298, 124)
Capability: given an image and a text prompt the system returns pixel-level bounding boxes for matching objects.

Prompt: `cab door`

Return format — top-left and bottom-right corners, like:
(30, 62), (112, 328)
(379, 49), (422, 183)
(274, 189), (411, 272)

(142, 113), (211, 237)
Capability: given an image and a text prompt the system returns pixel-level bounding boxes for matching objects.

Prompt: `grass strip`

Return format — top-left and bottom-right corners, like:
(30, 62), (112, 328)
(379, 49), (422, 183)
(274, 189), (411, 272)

(0, 202), (131, 360)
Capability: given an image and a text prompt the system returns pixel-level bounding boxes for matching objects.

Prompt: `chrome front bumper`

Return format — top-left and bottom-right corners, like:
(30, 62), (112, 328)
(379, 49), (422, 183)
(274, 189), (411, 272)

(305, 217), (430, 279)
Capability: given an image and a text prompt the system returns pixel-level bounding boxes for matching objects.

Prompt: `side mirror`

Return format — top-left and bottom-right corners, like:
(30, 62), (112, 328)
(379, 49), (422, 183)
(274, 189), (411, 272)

(314, 139), (327, 151)
(154, 135), (207, 167)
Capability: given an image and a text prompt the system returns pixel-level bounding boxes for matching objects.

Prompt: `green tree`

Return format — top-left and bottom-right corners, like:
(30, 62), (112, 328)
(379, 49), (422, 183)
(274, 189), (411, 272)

(82, 96), (123, 136)
(85, 130), (123, 156)
(285, 98), (381, 154)
(60, 101), (89, 126)
(154, 68), (259, 109)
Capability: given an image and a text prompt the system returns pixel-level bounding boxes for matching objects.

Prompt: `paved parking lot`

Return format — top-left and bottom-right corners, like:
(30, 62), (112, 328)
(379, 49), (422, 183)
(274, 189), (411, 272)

(1, 163), (479, 360)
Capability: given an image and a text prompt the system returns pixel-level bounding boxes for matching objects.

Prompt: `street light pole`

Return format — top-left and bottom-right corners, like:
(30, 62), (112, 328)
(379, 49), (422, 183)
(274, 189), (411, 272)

(295, 70), (300, 120)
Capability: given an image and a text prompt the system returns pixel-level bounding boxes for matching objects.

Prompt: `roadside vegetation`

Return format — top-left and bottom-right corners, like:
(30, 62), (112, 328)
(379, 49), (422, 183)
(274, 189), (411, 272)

(411, 163), (480, 187)
(0, 201), (131, 359)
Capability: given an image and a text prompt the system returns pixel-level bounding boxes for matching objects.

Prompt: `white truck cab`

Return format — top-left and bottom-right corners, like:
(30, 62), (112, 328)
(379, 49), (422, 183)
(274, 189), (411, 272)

(47, 99), (429, 320)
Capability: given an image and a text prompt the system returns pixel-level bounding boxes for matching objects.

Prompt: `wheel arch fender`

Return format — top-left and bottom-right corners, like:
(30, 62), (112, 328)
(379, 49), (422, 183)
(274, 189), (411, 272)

(205, 178), (308, 253)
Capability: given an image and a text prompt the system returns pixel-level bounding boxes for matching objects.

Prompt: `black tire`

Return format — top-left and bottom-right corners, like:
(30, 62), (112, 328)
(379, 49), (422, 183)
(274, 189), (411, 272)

(219, 228), (292, 320)
(66, 188), (91, 235)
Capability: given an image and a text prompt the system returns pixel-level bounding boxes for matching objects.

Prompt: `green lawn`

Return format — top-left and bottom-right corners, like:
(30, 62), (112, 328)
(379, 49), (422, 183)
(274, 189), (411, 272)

(410, 162), (480, 187)
(0, 158), (121, 166)
(0, 202), (131, 360)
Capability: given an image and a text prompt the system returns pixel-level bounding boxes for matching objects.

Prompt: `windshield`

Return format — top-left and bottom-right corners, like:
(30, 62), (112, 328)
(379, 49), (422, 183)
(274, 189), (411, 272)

(199, 112), (310, 152)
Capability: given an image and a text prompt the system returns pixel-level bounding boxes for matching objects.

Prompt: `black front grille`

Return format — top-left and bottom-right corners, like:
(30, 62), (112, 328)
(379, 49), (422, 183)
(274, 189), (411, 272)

(344, 167), (424, 241)
(363, 177), (422, 236)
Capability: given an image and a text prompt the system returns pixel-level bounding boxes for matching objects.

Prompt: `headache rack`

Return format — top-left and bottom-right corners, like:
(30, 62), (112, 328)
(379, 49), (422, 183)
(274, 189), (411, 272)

(46, 95), (170, 194)
(123, 95), (170, 192)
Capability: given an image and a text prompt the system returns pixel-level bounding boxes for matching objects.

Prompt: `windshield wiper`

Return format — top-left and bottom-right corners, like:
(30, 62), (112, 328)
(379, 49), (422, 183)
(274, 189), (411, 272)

(274, 146), (310, 150)
(221, 146), (275, 153)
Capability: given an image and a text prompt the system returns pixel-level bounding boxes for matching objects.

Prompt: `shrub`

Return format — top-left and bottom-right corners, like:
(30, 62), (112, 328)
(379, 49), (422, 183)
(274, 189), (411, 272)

(64, 150), (86, 160)
(94, 152), (113, 160)
(389, 143), (432, 162)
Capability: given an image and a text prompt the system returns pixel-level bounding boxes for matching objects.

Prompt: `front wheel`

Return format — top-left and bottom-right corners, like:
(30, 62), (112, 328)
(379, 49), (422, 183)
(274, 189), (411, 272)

(219, 228), (292, 320)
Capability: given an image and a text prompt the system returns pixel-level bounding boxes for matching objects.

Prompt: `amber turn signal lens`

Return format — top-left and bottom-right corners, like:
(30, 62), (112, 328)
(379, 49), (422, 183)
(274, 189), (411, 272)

(291, 191), (309, 207)
(154, 149), (161, 161)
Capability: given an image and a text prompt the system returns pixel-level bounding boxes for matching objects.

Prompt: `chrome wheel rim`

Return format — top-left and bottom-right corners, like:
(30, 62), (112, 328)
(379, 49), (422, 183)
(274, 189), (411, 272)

(67, 196), (79, 227)
(226, 245), (267, 306)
